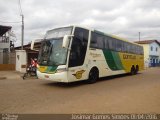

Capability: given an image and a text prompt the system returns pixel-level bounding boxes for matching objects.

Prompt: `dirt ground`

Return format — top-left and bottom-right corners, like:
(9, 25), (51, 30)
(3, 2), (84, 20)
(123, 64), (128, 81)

(0, 67), (160, 114)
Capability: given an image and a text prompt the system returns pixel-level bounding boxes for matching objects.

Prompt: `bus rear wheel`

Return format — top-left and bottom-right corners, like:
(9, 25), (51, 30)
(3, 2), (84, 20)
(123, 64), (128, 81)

(88, 68), (99, 84)
(135, 65), (139, 74)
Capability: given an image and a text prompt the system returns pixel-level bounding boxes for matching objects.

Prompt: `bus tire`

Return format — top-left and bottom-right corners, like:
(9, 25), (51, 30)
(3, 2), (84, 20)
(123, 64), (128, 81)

(130, 66), (135, 75)
(135, 65), (139, 74)
(88, 67), (99, 84)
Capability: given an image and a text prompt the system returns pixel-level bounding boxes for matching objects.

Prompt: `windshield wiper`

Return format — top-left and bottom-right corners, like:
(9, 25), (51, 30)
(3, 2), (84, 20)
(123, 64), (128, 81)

(48, 61), (59, 66)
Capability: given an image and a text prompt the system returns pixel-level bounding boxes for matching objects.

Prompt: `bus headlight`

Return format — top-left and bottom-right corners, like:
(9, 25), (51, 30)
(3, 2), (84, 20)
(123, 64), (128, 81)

(56, 68), (67, 73)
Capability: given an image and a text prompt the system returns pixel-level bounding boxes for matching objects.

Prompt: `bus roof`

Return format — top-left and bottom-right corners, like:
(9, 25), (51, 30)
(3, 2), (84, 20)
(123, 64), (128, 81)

(46, 25), (142, 47)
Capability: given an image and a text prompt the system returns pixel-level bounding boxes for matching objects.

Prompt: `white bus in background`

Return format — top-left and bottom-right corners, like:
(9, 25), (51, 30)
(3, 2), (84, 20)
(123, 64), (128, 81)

(31, 25), (144, 83)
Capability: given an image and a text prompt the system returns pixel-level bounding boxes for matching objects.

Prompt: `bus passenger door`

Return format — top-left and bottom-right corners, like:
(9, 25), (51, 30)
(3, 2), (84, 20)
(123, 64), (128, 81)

(68, 27), (89, 82)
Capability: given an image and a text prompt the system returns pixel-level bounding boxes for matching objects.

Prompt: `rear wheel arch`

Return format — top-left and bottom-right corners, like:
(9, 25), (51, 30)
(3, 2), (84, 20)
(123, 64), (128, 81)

(135, 65), (139, 74)
(130, 65), (136, 75)
(87, 66), (99, 83)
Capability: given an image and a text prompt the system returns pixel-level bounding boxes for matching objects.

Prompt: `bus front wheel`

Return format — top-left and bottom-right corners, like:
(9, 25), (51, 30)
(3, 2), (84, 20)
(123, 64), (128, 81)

(88, 67), (99, 84)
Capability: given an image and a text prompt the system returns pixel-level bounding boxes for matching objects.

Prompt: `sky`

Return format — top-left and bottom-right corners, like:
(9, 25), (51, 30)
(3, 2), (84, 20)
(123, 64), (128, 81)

(0, 0), (160, 46)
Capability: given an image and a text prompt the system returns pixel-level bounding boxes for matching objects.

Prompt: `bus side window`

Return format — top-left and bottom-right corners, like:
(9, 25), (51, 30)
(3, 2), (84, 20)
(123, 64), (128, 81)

(130, 44), (134, 54)
(90, 32), (105, 49)
(96, 33), (104, 49)
(117, 40), (122, 52)
(112, 38), (116, 51)
(90, 32), (97, 48)
(126, 43), (130, 53)
(108, 37), (113, 50)
(104, 36), (109, 49)
(138, 46), (143, 55)
(133, 45), (137, 54)
(122, 42), (127, 53)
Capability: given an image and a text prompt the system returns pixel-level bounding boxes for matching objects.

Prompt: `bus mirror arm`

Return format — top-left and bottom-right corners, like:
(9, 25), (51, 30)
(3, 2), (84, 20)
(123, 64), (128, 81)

(62, 35), (73, 49)
(66, 47), (71, 51)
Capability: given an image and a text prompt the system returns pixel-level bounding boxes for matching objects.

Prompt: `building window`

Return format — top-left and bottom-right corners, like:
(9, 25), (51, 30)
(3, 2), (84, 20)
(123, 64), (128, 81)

(150, 46), (153, 51)
(156, 47), (158, 51)
(156, 59), (158, 63)
(150, 59), (152, 63)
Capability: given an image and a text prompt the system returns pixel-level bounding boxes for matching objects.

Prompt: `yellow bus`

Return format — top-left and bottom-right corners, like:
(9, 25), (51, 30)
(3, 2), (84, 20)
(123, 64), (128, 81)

(32, 25), (144, 83)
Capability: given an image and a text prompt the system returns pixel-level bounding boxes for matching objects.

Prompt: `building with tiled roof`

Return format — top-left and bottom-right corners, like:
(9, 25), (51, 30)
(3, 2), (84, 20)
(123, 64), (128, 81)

(135, 40), (160, 45)
(0, 25), (12, 64)
(135, 40), (160, 67)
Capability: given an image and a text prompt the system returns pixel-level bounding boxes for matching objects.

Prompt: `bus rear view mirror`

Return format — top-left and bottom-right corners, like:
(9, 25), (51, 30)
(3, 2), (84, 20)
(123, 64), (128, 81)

(31, 39), (41, 51)
(62, 35), (73, 49)
(31, 39), (35, 50)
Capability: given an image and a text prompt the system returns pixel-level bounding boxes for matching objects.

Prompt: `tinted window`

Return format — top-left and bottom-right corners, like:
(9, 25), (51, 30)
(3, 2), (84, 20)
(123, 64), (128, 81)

(136, 46), (139, 54)
(90, 32), (104, 49)
(112, 38), (116, 50)
(139, 46), (144, 55)
(90, 31), (143, 55)
(108, 37), (113, 50)
(104, 36), (109, 49)
(116, 40), (122, 51)
(69, 27), (89, 67)
(122, 42), (127, 52)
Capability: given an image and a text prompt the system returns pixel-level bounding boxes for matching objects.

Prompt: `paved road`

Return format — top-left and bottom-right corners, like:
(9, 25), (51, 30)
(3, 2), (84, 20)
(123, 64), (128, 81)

(0, 68), (160, 113)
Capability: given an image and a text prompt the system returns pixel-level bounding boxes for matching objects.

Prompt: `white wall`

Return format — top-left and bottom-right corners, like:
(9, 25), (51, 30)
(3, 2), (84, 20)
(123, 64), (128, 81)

(149, 42), (159, 56)
(138, 41), (160, 67)
(16, 50), (27, 73)
(143, 44), (149, 67)
(149, 42), (160, 66)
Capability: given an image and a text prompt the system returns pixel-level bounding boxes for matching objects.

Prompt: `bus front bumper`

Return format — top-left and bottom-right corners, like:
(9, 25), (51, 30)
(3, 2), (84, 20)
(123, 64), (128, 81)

(37, 70), (68, 82)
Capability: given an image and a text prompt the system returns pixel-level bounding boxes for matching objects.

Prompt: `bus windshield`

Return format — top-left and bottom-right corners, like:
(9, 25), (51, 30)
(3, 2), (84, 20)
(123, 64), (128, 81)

(38, 27), (73, 66)
(38, 38), (68, 66)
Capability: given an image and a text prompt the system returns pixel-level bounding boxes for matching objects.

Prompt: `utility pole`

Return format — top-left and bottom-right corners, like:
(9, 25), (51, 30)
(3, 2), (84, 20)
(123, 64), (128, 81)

(139, 32), (141, 41)
(21, 14), (24, 50)
(19, 0), (24, 50)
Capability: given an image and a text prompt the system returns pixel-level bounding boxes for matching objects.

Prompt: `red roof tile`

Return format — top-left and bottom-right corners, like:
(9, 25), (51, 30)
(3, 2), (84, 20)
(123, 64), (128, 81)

(135, 40), (160, 46)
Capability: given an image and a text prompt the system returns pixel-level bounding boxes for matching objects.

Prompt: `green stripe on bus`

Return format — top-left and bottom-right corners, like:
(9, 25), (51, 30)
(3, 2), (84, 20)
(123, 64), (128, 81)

(111, 51), (124, 70)
(103, 50), (118, 70)
(46, 66), (58, 73)
(103, 50), (123, 71)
